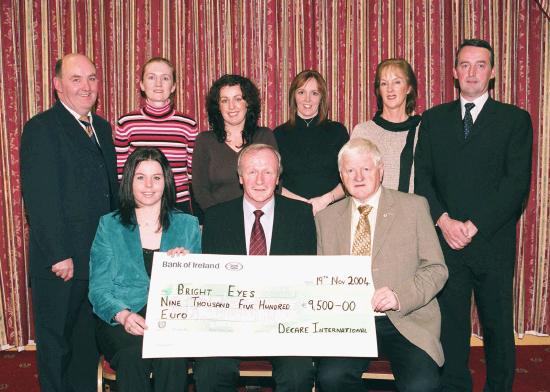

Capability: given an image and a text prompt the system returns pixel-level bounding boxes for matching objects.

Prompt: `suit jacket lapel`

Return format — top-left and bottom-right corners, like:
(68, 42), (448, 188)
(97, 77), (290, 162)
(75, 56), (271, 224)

(336, 198), (353, 255)
(121, 223), (145, 269)
(160, 213), (177, 251)
(448, 100), (466, 144)
(54, 101), (99, 153)
(234, 199), (247, 254)
(372, 187), (396, 262)
(270, 196), (285, 254)
(468, 97), (496, 140)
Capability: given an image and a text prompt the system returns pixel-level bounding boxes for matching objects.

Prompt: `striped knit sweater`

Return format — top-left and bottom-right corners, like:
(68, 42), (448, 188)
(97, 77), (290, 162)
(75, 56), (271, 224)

(115, 101), (198, 204)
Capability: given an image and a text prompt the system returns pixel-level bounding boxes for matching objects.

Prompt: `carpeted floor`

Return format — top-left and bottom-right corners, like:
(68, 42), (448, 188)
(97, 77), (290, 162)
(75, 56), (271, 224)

(1, 346), (549, 391)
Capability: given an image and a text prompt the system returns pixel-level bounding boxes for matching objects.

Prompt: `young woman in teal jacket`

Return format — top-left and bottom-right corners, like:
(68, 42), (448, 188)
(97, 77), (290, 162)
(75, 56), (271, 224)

(89, 147), (201, 392)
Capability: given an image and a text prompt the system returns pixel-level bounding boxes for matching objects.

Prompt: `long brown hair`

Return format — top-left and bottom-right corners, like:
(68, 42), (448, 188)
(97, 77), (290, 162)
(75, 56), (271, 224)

(288, 70), (329, 126)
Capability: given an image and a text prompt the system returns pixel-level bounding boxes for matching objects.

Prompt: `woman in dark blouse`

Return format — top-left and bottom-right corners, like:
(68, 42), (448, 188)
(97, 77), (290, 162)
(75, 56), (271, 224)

(274, 70), (349, 214)
(192, 74), (277, 212)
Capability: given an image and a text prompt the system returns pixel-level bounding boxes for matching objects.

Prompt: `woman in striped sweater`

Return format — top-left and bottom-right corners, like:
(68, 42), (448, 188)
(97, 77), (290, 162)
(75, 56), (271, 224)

(115, 57), (198, 214)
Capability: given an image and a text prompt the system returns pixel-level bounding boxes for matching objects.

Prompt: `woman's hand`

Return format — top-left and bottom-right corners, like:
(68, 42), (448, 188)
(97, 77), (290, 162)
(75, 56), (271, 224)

(309, 193), (333, 215)
(281, 187), (309, 203)
(167, 247), (189, 256)
(116, 310), (147, 336)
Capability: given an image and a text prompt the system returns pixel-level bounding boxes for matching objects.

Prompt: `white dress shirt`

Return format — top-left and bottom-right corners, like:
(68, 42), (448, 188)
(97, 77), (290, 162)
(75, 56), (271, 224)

(243, 197), (275, 255)
(460, 91), (489, 123)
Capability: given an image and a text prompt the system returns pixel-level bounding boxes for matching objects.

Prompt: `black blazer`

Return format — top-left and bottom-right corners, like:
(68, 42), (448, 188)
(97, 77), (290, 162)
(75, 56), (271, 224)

(202, 195), (316, 256)
(20, 101), (118, 279)
(414, 97), (532, 264)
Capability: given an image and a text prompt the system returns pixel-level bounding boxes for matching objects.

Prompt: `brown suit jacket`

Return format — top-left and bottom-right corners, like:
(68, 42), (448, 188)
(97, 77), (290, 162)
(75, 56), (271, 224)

(315, 186), (448, 366)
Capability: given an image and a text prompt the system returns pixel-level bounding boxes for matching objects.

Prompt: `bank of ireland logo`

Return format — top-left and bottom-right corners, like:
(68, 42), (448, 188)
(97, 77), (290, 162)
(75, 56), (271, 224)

(225, 262), (243, 271)
(158, 321), (166, 328)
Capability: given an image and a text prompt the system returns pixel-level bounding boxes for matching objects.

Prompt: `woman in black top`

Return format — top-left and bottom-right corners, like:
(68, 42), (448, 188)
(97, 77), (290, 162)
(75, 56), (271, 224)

(274, 70), (349, 214)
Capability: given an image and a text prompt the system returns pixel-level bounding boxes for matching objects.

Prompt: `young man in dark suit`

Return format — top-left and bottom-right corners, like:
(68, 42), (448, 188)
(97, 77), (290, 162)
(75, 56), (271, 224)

(415, 39), (533, 392)
(20, 53), (118, 392)
(193, 143), (316, 392)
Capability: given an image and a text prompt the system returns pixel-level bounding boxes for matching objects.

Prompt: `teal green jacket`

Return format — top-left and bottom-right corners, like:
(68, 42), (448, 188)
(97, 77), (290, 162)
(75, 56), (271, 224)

(89, 211), (201, 324)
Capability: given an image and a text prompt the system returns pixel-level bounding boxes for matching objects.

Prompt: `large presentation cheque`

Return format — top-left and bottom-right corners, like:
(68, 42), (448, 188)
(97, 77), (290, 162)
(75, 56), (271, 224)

(142, 254), (377, 358)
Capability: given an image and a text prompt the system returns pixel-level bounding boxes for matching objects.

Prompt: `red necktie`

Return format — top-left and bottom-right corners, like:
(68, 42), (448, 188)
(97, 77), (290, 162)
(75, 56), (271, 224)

(249, 210), (267, 255)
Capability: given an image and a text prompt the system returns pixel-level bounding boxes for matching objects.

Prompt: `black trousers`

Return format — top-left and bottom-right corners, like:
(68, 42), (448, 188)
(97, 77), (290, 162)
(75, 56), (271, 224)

(317, 317), (440, 392)
(96, 316), (188, 392)
(31, 278), (98, 392)
(194, 356), (315, 392)
(439, 248), (516, 392)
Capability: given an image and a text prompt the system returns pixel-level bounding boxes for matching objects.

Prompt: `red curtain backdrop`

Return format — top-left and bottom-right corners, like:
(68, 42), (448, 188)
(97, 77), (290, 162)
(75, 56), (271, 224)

(0, 0), (548, 349)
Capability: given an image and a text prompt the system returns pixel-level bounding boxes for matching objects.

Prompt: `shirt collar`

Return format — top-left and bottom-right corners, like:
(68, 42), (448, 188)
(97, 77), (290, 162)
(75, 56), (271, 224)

(352, 185), (382, 210)
(60, 100), (93, 124)
(460, 91), (489, 110)
(243, 196), (275, 216)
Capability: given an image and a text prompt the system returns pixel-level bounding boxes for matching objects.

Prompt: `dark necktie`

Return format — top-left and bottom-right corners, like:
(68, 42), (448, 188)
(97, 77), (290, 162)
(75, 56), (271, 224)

(78, 116), (94, 138)
(463, 103), (475, 139)
(249, 210), (267, 255)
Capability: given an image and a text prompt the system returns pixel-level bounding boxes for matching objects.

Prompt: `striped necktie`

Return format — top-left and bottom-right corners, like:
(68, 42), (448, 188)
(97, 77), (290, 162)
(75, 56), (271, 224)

(249, 210), (267, 255)
(79, 115), (94, 137)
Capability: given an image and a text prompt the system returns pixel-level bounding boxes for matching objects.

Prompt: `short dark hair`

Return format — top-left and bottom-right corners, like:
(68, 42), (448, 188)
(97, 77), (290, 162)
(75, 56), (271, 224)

(288, 70), (329, 126)
(117, 147), (176, 231)
(206, 74), (261, 146)
(140, 57), (176, 99)
(54, 59), (63, 100)
(455, 39), (495, 67)
(374, 58), (418, 116)
(55, 59), (63, 77)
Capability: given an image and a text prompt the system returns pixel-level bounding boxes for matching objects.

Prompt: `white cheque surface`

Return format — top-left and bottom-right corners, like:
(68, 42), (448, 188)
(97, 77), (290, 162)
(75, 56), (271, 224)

(143, 254), (377, 358)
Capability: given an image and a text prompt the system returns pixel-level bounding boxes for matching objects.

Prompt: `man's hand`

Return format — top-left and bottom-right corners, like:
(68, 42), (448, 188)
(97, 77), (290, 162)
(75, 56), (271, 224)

(372, 286), (400, 312)
(51, 258), (74, 281)
(464, 220), (478, 239)
(437, 213), (472, 250)
(116, 310), (147, 336)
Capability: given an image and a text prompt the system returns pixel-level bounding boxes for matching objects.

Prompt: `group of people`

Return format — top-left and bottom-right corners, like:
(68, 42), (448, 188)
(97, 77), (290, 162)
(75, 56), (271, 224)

(19, 37), (532, 392)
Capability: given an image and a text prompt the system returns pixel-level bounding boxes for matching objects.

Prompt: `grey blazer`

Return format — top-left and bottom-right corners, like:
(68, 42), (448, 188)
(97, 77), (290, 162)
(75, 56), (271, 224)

(315, 186), (448, 366)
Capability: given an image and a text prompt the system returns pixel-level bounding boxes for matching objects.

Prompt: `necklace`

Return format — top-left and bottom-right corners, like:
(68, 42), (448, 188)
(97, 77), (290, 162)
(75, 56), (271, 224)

(303, 117), (315, 127)
(136, 213), (159, 228)
(225, 132), (244, 150)
(139, 220), (156, 227)
(138, 219), (159, 228)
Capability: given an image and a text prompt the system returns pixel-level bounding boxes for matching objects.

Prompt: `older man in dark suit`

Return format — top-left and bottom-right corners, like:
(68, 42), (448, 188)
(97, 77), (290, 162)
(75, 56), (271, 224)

(193, 143), (316, 392)
(20, 53), (118, 392)
(415, 39), (533, 392)
(315, 138), (447, 392)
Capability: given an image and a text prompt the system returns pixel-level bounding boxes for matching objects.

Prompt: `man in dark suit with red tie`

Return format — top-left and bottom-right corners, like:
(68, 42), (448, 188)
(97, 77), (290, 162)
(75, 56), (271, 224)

(193, 143), (316, 392)
(20, 53), (118, 392)
(415, 39), (533, 392)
